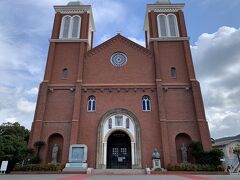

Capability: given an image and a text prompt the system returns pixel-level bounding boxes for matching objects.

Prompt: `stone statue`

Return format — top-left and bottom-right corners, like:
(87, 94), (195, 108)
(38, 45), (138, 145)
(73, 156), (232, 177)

(51, 144), (58, 164)
(152, 148), (160, 159)
(181, 144), (188, 163)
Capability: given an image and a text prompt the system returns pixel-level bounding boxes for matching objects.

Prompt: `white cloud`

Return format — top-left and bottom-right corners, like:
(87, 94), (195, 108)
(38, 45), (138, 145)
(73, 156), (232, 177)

(192, 26), (240, 138)
(91, 0), (127, 26)
(17, 99), (36, 113)
(97, 34), (112, 45)
(4, 117), (17, 123)
(0, 1), (44, 129)
(26, 87), (39, 95)
(128, 37), (145, 47)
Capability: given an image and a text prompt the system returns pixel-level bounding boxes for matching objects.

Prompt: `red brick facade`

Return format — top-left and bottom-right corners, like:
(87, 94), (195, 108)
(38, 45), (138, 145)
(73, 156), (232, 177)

(29, 2), (212, 169)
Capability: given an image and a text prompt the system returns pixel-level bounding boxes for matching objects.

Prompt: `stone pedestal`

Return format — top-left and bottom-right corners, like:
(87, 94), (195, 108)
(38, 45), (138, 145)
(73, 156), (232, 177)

(63, 162), (88, 172)
(152, 159), (161, 170)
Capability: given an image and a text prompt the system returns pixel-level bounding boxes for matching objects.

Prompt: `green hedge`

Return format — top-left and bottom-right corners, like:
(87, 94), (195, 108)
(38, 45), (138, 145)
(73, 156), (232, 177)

(166, 163), (224, 171)
(13, 164), (64, 171)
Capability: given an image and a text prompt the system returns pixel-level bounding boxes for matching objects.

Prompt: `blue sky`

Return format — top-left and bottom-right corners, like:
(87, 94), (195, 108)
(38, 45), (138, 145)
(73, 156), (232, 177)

(0, 0), (240, 139)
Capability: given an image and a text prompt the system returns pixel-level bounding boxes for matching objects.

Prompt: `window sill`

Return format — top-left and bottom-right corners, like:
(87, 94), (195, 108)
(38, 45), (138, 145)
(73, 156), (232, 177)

(87, 110), (96, 113)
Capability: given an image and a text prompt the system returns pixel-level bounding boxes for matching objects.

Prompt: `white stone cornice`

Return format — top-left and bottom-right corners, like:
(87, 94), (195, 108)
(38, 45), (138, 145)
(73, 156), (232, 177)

(150, 37), (190, 42)
(147, 4), (185, 12)
(152, 8), (181, 12)
(49, 38), (89, 43)
(54, 5), (91, 14)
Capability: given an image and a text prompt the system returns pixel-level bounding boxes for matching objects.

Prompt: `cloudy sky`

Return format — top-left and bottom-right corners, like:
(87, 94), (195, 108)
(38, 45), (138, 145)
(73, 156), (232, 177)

(0, 0), (239, 139)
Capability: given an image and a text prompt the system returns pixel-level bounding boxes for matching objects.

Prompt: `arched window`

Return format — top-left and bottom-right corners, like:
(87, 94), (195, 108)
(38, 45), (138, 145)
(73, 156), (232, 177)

(60, 16), (71, 38)
(158, 14), (167, 37)
(157, 14), (179, 37)
(142, 95), (151, 111)
(171, 67), (177, 78)
(168, 14), (179, 37)
(71, 16), (81, 38)
(126, 118), (130, 129)
(87, 96), (96, 112)
(62, 68), (68, 79)
(59, 15), (81, 39)
(108, 118), (112, 129)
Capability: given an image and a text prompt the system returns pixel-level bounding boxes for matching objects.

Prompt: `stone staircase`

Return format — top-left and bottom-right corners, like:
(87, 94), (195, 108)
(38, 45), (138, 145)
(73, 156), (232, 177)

(91, 169), (146, 174)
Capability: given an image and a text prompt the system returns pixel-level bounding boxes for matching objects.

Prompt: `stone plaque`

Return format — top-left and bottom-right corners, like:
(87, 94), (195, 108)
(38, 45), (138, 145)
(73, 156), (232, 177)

(71, 147), (84, 162)
(69, 144), (87, 163)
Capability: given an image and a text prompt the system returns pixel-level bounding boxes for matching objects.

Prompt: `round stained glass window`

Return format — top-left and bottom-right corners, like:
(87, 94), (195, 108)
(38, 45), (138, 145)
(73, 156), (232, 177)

(110, 52), (127, 67)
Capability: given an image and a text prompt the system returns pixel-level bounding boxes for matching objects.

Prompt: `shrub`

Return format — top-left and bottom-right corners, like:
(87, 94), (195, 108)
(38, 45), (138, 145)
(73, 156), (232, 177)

(189, 141), (223, 166)
(166, 163), (224, 171)
(29, 156), (41, 164)
(13, 164), (64, 171)
(154, 168), (162, 172)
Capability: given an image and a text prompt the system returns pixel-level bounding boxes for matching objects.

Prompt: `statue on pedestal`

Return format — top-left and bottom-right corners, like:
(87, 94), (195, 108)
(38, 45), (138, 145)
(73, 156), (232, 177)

(152, 148), (161, 169)
(51, 144), (59, 164)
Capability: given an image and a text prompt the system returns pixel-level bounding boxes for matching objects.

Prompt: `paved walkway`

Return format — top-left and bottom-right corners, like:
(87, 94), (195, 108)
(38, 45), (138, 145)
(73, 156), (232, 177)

(1, 174), (240, 180)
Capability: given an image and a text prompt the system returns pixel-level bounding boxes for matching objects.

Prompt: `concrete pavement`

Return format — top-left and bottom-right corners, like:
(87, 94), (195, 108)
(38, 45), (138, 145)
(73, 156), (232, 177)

(1, 174), (240, 180)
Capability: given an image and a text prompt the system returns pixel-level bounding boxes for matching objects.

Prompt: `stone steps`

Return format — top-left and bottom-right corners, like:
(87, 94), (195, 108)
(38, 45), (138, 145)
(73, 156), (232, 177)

(91, 169), (146, 175)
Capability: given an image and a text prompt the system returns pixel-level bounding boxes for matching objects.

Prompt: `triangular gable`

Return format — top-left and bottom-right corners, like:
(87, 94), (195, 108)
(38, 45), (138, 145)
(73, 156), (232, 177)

(85, 34), (152, 58)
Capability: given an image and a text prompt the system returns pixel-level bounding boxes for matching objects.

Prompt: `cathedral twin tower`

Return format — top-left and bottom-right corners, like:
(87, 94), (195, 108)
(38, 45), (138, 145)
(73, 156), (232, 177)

(29, 0), (212, 169)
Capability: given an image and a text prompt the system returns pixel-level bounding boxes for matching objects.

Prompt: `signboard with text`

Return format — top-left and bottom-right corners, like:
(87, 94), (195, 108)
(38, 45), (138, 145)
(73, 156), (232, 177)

(1, 161), (8, 172)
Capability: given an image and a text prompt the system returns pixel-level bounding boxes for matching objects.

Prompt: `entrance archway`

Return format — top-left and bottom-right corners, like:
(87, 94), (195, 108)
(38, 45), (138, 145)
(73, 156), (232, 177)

(107, 131), (132, 169)
(96, 108), (142, 169)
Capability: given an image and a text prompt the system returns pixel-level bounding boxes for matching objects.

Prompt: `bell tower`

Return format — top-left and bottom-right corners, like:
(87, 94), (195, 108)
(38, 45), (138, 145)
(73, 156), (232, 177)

(144, 0), (212, 166)
(29, 1), (95, 164)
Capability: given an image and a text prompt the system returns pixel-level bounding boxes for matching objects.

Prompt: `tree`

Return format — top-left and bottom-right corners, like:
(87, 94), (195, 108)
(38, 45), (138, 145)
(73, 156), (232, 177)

(0, 122), (30, 172)
(31, 140), (46, 164)
(33, 140), (46, 157)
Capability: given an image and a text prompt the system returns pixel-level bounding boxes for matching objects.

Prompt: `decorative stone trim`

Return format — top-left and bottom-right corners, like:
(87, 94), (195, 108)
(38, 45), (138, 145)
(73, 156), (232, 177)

(150, 37), (190, 42)
(147, 4), (185, 13)
(47, 85), (76, 92)
(54, 5), (91, 14)
(153, 8), (181, 12)
(162, 85), (191, 91)
(49, 39), (89, 43)
(160, 119), (197, 122)
(161, 83), (190, 86)
(48, 84), (75, 87)
(43, 121), (72, 123)
(81, 87), (156, 93)
(82, 83), (156, 87)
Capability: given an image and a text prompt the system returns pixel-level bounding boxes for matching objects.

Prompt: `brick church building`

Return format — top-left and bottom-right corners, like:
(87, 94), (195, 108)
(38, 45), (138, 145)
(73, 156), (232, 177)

(29, 0), (212, 169)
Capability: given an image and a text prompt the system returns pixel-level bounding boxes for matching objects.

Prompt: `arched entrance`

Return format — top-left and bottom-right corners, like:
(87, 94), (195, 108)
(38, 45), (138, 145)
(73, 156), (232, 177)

(107, 131), (132, 169)
(96, 108), (142, 169)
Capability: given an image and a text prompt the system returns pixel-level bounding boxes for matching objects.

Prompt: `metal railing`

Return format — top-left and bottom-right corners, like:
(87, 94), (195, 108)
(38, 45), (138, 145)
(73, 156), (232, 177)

(231, 158), (240, 172)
